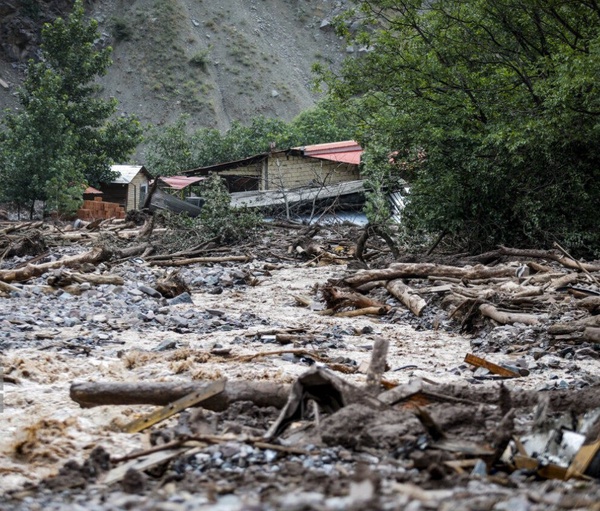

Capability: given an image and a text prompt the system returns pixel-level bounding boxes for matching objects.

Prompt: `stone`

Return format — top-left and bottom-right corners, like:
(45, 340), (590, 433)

(168, 292), (193, 306)
(138, 285), (162, 299)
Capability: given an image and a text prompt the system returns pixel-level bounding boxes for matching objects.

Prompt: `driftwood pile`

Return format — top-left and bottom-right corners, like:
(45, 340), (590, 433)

(323, 245), (600, 345)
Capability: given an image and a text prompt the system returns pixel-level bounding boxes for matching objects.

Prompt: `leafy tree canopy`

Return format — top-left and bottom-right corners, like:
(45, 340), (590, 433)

(0, 0), (142, 215)
(145, 98), (357, 176)
(315, 0), (600, 255)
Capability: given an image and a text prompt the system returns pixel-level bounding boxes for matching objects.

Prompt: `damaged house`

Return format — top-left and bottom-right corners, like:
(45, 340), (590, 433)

(179, 140), (364, 213)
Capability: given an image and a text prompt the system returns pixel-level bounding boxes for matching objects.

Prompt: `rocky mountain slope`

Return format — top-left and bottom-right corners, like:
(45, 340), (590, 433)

(0, 0), (353, 135)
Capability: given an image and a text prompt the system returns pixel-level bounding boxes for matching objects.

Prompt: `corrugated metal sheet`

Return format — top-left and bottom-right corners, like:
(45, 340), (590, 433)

(158, 176), (206, 190)
(111, 165), (147, 184)
(295, 140), (362, 165)
(148, 188), (203, 217)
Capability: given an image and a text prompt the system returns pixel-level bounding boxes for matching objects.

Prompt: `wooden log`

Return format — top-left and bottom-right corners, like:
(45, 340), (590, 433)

(548, 315), (600, 335)
(498, 246), (600, 273)
(0, 246), (110, 283)
(322, 286), (387, 311)
(583, 327), (600, 343)
(366, 338), (389, 393)
(343, 263), (517, 288)
(70, 380), (290, 410)
(150, 255), (252, 266)
(329, 306), (388, 317)
(479, 303), (539, 325)
(577, 296), (600, 314)
(47, 270), (124, 287)
(355, 280), (387, 293)
(386, 279), (427, 316)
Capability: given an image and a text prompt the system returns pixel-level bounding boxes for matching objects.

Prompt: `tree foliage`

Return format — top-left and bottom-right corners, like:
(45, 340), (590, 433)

(316, 0), (600, 255)
(0, 0), (142, 215)
(145, 99), (357, 176)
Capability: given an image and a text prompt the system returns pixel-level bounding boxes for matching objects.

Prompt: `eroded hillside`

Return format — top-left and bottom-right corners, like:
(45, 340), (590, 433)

(0, 0), (353, 135)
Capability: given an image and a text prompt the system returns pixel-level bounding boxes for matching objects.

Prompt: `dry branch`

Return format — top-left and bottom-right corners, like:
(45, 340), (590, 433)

(322, 285), (387, 311)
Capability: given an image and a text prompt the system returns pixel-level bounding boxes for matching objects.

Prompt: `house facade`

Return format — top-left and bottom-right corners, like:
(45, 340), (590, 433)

(182, 141), (363, 193)
(99, 165), (152, 211)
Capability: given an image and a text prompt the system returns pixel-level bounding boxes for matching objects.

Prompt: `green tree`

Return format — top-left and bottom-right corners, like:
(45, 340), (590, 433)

(145, 115), (198, 176)
(288, 98), (356, 146)
(0, 0), (142, 216)
(316, 0), (600, 255)
(145, 100), (359, 176)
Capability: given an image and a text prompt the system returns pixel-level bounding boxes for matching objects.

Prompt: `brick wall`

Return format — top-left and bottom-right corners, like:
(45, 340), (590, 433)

(266, 155), (359, 190)
(77, 197), (126, 220)
(209, 155), (359, 191)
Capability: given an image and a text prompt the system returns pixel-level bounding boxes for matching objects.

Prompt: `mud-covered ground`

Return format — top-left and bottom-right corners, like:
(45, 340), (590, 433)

(1, 223), (600, 510)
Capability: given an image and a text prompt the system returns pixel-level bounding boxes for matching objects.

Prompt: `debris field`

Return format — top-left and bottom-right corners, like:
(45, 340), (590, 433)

(1, 218), (600, 511)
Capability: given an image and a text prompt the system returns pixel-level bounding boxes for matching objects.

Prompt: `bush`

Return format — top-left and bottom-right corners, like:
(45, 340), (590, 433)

(112, 18), (132, 42)
(198, 174), (262, 242)
(160, 174), (262, 249)
(189, 49), (210, 69)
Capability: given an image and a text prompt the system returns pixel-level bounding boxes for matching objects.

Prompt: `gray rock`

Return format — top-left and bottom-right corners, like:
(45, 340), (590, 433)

(168, 292), (193, 305)
(153, 339), (178, 351)
(138, 285), (162, 299)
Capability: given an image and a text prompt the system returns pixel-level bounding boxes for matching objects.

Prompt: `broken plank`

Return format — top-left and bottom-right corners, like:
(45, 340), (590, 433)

(464, 353), (521, 378)
(566, 438), (600, 480)
(123, 379), (226, 433)
(513, 455), (568, 480)
(103, 447), (194, 485)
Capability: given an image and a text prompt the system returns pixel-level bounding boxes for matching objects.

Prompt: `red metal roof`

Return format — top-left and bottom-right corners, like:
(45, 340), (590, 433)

(295, 140), (363, 165)
(158, 176), (206, 190)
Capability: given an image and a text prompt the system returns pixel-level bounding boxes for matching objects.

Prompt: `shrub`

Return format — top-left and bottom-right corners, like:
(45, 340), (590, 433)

(189, 49), (210, 69)
(111, 17), (132, 42)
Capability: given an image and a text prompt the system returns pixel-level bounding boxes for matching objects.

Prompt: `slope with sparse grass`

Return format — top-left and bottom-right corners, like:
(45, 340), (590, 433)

(0, 0), (353, 140)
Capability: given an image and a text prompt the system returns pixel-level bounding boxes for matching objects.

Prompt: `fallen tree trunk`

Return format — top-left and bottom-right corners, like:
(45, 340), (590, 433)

(0, 246), (110, 283)
(70, 380), (291, 410)
(71, 379), (600, 415)
(150, 255), (253, 266)
(498, 246), (600, 273)
(386, 279), (427, 316)
(342, 263), (517, 288)
(584, 327), (600, 343)
(548, 315), (600, 335)
(479, 303), (540, 325)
